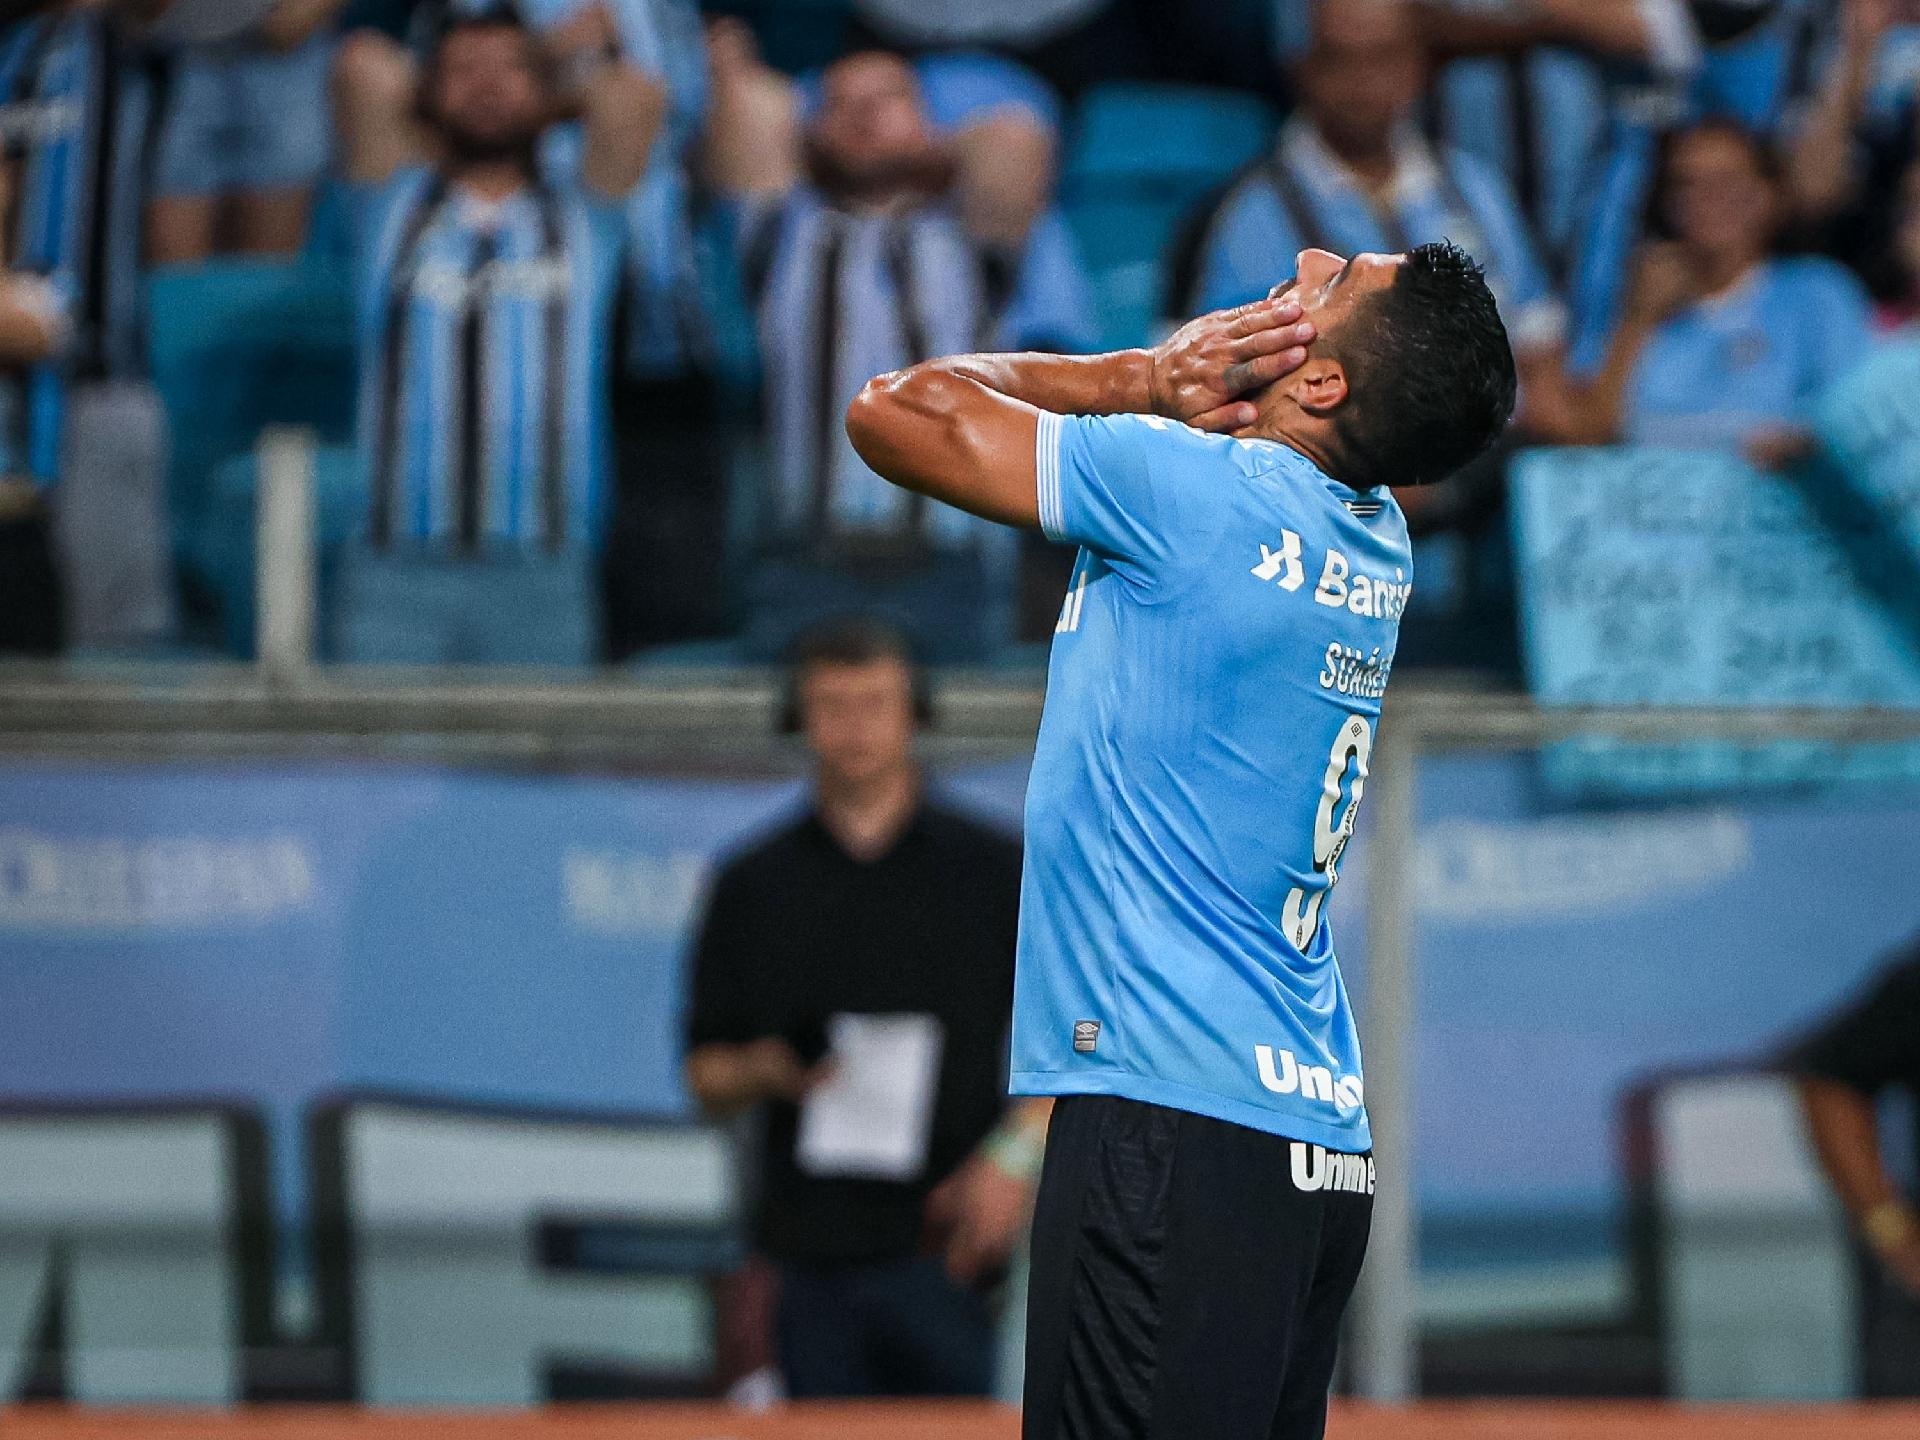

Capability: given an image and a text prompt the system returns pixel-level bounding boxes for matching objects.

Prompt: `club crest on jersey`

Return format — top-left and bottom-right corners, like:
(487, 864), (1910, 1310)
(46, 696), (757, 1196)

(1251, 531), (1306, 591)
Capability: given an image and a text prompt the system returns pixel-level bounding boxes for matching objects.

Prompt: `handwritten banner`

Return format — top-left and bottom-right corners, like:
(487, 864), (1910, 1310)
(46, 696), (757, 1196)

(1509, 443), (1920, 797)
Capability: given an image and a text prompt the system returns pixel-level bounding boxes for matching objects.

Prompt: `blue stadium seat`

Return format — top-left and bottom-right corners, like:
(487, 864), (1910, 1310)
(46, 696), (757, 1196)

(1061, 84), (1278, 348)
(148, 259), (358, 532)
(148, 259), (359, 648)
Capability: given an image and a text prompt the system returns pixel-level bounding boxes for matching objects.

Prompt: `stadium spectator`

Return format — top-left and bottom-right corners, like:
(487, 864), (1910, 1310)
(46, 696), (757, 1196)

(1788, 935), (1920, 1395)
(684, 618), (1045, 1400)
(328, 8), (662, 664)
(1869, 162), (1920, 326)
(412, 0), (710, 374)
(842, 0), (1131, 98)
(0, 163), (67, 656)
(1269, 1), (1697, 273)
(3, 0), (162, 376)
(1782, 0), (1895, 226)
(4, 0), (176, 653)
(1557, 118), (1872, 467)
(704, 32), (1091, 662)
(1181, 0), (1566, 428)
(146, 0), (347, 265)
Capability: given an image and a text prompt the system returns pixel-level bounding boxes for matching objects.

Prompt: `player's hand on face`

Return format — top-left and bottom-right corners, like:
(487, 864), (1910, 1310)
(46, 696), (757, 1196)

(926, 1152), (1034, 1285)
(1148, 296), (1315, 434)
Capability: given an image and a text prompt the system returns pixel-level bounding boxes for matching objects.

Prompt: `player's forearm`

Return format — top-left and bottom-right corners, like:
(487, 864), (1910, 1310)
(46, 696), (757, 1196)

(938, 348), (1157, 418)
(1797, 1076), (1906, 1220)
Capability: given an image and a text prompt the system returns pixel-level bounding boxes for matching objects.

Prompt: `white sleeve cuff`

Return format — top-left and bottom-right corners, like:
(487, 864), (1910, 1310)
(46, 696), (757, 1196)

(1035, 409), (1066, 541)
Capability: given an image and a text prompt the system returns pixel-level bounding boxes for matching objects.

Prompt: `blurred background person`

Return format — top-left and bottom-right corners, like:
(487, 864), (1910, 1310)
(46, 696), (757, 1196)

(1180, 0), (1563, 672)
(1866, 162), (1920, 326)
(3, 0), (175, 654)
(1275, 0), (1693, 281)
(0, 161), (67, 656)
(704, 32), (1091, 663)
(145, 0), (347, 265)
(1788, 934), (1920, 1396)
(684, 617), (1044, 1400)
(328, 7), (661, 664)
(1557, 118), (1871, 469)
(1182, 0), (1564, 408)
(410, 0), (710, 374)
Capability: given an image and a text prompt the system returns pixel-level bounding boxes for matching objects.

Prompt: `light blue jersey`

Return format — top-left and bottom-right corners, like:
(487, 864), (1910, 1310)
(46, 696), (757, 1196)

(1011, 412), (1413, 1152)
(1624, 257), (1872, 449)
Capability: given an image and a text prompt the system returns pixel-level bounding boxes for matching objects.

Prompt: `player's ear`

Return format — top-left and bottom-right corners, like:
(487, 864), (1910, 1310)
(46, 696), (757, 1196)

(1281, 357), (1350, 417)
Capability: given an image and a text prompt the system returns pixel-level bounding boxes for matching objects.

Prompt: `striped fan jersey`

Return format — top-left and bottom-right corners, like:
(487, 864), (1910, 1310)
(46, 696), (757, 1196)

(2, 11), (151, 484)
(350, 169), (626, 551)
(739, 187), (1091, 552)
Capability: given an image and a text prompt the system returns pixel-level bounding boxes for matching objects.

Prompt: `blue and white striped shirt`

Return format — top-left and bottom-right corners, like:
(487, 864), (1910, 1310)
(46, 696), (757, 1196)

(1186, 119), (1566, 356)
(439, 0), (709, 373)
(1, 14), (91, 486)
(352, 170), (627, 550)
(743, 189), (1094, 552)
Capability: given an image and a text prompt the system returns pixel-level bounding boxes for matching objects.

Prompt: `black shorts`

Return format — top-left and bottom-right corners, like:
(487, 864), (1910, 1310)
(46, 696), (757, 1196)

(1022, 1094), (1374, 1440)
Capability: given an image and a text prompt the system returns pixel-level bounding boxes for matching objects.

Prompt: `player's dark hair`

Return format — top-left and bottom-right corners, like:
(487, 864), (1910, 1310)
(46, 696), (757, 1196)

(1331, 241), (1516, 489)
(779, 616), (935, 733)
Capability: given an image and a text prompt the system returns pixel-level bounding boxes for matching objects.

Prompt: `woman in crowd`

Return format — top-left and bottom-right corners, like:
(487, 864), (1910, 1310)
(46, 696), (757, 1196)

(1559, 118), (1874, 469)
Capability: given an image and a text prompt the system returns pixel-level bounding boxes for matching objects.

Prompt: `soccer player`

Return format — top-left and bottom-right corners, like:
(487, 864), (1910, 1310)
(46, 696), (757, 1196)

(845, 241), (1516, 1440)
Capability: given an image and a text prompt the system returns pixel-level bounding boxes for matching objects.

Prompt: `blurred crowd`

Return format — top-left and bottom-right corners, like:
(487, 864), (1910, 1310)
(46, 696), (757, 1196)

(5, 0), (1920, 668)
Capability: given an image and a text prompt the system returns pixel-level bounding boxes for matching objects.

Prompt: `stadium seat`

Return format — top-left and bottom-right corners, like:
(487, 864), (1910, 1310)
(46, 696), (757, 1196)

(148, 259), (358, 533)
(1061, 84), (1277, 348)
(147, 260), (359, 648)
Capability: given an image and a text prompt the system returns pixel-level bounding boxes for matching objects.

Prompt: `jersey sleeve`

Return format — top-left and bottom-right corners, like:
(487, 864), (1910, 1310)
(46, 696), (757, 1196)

(1035, 410), (1232, 586)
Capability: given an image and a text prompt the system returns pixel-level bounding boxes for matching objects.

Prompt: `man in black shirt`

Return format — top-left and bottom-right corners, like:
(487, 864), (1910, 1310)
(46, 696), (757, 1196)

(1788, 933), (1920, 1396)
(684, 617), (1045, 1399)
